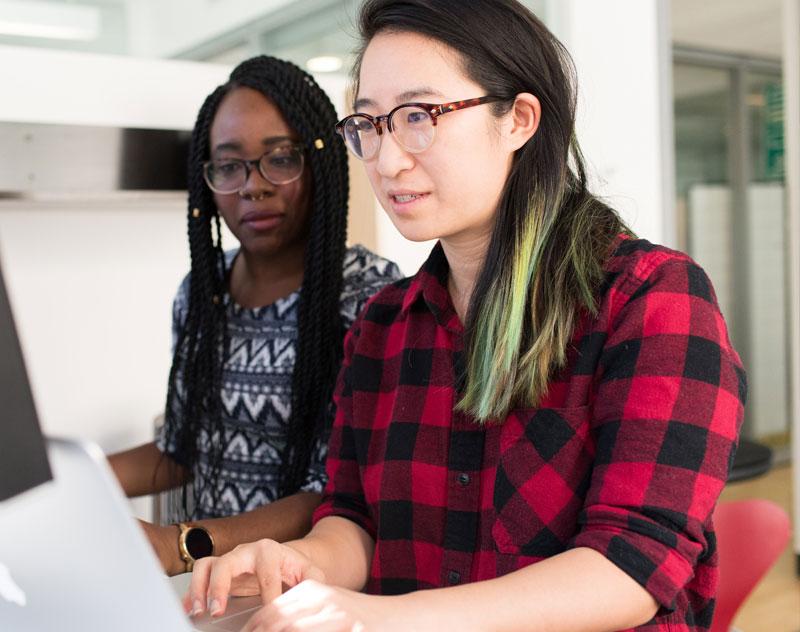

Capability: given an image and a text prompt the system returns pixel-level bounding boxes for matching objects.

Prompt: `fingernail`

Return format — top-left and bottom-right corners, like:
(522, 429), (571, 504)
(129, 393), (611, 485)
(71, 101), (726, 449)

(208, 598), (222, 616)
(190, 599), (203, 616)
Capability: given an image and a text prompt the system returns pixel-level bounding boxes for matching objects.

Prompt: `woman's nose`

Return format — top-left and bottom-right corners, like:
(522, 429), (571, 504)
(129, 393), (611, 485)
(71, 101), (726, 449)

(375, 131), (415, 178)
(239, 162), (276, 198)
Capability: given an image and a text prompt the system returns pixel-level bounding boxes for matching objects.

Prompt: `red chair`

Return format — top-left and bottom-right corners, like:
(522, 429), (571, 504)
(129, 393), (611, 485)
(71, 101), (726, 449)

(710, 499), (792, 632)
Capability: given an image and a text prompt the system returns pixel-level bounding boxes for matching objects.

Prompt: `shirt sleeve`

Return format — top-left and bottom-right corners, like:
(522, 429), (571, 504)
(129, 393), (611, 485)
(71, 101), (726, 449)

(312, 311), (377, 538)
(571, 255), (746, 612)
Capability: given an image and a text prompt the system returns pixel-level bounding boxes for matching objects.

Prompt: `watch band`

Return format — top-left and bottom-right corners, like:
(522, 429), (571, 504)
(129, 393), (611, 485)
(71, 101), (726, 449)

(177, 522), (214, 573)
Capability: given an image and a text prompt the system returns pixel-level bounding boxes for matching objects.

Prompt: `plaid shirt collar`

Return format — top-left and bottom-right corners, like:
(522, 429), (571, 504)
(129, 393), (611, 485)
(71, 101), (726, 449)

(403, 234), (634, 331)
(401, 242), (463, 333)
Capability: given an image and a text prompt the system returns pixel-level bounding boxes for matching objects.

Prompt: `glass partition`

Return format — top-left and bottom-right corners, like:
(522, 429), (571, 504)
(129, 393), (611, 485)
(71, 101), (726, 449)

(674, 55), (789, 450)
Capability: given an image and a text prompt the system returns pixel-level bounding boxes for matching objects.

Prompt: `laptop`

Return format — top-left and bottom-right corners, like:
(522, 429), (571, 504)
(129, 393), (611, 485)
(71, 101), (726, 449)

(0, 255), (261, 631)
(0, 258), (51, 501)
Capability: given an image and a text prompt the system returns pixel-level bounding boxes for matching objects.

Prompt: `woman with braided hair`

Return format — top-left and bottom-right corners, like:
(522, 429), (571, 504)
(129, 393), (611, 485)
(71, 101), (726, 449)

(109, 55), (401, 576)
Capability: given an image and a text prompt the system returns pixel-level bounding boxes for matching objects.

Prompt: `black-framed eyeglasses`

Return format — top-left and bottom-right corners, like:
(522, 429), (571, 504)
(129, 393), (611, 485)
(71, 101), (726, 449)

(335, 95), (502, 160)
(202, 143), (305, 194)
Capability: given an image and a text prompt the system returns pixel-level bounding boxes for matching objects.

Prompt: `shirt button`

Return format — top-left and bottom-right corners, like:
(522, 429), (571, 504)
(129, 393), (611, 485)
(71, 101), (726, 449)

(447, 570), (461, 585)
(457, 472), (471, 486)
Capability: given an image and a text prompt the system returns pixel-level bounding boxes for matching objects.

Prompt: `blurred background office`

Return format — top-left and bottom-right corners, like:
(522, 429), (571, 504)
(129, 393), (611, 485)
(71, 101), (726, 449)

(0, 1), (797, 629)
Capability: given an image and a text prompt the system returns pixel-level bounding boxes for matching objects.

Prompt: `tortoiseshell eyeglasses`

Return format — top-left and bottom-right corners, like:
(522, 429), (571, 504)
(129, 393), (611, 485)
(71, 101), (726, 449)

(335, 95), (503, 160)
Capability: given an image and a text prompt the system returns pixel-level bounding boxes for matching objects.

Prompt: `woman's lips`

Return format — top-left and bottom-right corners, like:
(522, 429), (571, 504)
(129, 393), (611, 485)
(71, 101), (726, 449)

(240, 211), (284, 231)
(387, 191), (429, 214)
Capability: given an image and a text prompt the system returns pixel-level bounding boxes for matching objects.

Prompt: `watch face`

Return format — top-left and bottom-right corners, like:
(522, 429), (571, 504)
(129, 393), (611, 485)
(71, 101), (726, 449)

(185, 528), (213, 559)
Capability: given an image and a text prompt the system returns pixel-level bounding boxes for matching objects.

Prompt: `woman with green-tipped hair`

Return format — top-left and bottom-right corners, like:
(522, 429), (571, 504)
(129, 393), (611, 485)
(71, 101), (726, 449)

(185, 1), (746, 630)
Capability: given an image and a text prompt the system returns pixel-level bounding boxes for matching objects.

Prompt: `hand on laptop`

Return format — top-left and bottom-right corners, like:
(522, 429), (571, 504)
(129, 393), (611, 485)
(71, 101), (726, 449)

(183, 539), (402, 631)
(185, 538), (324, 616)
(226, 578), (378, 632)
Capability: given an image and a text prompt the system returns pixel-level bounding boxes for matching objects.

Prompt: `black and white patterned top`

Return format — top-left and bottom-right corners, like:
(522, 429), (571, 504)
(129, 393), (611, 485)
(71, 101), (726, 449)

(157, 244), (402, 519)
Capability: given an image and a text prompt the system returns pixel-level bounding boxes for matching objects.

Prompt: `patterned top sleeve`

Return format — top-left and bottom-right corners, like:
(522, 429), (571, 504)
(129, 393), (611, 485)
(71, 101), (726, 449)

(299, 247), (403, 495)
(339, 244), (404, 329)
(571, 254), (746, 614)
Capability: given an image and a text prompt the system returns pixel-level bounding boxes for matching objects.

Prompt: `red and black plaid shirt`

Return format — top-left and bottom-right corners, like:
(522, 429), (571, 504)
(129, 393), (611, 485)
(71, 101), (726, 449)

(314, 238), (746, 631)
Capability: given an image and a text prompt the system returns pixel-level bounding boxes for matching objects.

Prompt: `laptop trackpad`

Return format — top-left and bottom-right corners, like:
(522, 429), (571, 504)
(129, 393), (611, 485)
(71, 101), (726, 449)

(191, 596), (262, 631)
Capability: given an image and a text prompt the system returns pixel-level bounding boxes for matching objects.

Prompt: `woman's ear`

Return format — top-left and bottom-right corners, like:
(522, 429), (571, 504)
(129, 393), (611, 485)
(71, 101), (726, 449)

(502, 92), (540, 151)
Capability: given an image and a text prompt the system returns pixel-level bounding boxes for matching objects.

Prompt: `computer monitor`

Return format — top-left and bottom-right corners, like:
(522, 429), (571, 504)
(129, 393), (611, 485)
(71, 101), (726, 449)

(0, 255), (51, 501)
(0, 253), (257, 630)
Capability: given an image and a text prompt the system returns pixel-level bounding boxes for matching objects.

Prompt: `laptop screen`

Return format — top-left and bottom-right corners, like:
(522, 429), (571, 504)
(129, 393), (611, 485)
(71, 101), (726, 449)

(0, 259), (51, 501)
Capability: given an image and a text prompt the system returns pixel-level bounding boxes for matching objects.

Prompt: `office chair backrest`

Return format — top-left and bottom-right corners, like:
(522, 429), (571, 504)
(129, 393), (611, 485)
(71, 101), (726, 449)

(711, 498), (791, 632)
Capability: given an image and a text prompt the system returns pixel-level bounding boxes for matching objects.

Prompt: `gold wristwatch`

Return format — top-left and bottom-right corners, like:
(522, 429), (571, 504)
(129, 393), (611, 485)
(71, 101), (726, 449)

(177, 523), (214, 572)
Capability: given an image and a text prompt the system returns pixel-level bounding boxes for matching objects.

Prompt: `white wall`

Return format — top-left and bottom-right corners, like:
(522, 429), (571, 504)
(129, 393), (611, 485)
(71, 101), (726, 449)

(0, 45), (230, 129)
(687, 186), (734, 320)
(546, 0), (675, 246)
(0, 196), (189, 521)
(0, 196), (186, 451)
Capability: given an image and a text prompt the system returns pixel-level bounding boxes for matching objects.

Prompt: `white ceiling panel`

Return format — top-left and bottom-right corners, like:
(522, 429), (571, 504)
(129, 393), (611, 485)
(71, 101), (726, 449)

(672, 0), (784, 59)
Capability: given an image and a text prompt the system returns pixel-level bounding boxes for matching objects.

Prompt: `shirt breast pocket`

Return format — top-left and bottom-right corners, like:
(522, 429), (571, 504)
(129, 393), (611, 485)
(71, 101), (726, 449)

(492, 405), (593, 557)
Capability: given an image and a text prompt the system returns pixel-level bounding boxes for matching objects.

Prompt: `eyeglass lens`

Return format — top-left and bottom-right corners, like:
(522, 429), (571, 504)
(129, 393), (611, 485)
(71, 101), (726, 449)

(343, 105), (435, 160)
(205, 145), (303, 193)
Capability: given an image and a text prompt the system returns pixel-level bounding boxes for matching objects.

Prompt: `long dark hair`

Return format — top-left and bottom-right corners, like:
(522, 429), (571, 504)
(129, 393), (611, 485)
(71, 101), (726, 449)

(163, 55), (349, 508)
(354, 0), (632, 421)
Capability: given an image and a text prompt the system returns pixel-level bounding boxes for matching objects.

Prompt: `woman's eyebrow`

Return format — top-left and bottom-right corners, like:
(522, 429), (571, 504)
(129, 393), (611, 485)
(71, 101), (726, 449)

(261, 135), (294, 146)
(353, 87), (446, 111)
(212, 141), (242, 155)
(212, 136), (293, 156)
(353, 96), (377, 111)
(395, 88), (444, 103)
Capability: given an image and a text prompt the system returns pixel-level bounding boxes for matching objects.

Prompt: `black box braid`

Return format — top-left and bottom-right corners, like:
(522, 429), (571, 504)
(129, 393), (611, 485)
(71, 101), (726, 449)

(162, 56), (349, 516)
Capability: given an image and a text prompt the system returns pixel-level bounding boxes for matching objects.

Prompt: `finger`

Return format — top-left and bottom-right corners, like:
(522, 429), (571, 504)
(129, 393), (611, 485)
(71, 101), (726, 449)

(206, 553), (244, 617)
(253, 541), (285, 605)
(206, 545), (265, 617)
(181, 592), (192, 614)
(186, 557), (214, 616)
